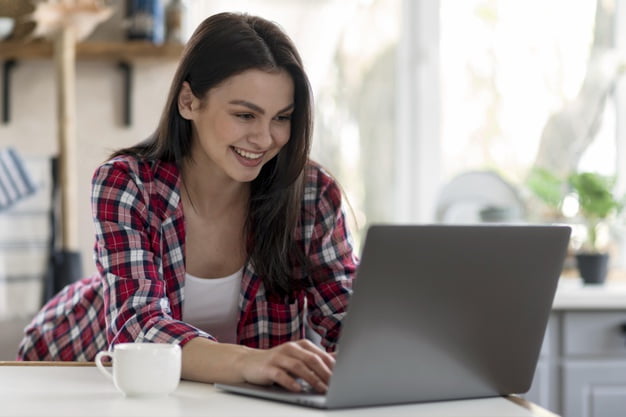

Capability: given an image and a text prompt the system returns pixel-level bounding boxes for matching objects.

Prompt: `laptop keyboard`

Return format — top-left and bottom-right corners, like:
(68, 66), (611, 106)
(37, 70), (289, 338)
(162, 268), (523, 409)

(295, 378), (315, 393)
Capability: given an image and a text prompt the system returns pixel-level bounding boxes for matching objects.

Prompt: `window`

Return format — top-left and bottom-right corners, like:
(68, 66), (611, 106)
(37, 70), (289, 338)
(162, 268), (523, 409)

(440, 0), (614, 196)
(186, 0), (615, 248)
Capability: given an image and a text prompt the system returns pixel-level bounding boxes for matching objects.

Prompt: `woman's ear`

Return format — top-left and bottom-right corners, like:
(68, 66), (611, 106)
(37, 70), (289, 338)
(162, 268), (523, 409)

(178, 82), (197, 120)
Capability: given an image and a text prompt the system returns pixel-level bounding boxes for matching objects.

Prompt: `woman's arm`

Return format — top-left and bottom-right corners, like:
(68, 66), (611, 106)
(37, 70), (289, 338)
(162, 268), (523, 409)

(92, 159), (207, 346)
(302, 165), (358, 351)
(182, 337), (334, 392)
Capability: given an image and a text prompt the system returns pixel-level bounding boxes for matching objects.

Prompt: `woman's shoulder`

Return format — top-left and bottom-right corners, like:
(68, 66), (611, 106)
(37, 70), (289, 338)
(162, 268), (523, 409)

(304, 160), (338, 189)
(95, 155), (179, 187)
(303, 160), (343, 206)
(92, 155), (182, 218)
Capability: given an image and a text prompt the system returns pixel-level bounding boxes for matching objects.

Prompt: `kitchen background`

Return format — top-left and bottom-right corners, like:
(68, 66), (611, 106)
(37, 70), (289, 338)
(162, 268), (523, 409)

(0, 2), (625, 414)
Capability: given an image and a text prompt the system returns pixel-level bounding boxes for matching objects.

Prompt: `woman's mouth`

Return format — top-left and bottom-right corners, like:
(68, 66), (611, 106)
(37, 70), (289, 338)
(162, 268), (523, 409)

(231, 146), (264, 167)
(232, 146), (263, 159)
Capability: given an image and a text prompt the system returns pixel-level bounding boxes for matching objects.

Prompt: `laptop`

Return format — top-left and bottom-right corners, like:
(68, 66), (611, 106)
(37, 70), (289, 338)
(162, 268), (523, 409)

(216, 224), (571, 409)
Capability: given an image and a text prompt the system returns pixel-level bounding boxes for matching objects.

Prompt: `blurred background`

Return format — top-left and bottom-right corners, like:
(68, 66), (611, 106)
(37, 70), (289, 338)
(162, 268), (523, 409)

(0, 0), (624, 356)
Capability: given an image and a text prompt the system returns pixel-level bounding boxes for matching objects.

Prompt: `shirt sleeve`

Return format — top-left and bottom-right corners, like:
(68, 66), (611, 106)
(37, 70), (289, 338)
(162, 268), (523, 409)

(303, 168), (358, 351)
(91, 160), (210, 347)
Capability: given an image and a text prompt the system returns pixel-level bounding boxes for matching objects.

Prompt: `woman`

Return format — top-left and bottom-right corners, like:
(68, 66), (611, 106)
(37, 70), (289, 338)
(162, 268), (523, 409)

(17, 12), (357, 394)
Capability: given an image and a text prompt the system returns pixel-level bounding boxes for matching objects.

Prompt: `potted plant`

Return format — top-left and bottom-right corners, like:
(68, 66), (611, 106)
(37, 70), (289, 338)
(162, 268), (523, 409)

(568, 172), (623, 283)
(525, 167), (566, 221)
(526, 168), (624, 284)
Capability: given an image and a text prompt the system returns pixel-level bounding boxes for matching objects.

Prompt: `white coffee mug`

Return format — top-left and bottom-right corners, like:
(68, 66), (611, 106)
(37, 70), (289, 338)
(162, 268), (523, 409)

(95, 343), (181, 397)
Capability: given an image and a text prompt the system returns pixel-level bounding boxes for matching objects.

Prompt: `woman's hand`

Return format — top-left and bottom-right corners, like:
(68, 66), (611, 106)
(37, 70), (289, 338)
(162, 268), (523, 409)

(181, 337), (334, 393)
(238, 339), (335, 393)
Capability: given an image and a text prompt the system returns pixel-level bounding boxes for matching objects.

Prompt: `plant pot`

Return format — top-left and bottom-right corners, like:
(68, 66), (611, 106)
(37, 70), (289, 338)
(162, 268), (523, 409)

(575, 252), (609, 284)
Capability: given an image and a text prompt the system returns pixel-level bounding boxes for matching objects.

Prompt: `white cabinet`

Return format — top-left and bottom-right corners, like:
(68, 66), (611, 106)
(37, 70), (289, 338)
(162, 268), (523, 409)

(523, 307), (626, 417)
(563, 312), (626, 357)
(563, 360), (626, 417)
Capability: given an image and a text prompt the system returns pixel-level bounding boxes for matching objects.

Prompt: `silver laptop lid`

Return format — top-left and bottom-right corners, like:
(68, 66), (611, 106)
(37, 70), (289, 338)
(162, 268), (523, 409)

(325, 224), (570, 408)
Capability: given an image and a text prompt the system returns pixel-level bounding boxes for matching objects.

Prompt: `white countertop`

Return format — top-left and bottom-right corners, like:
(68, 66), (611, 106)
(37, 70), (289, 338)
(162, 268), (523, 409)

(0, 365), (556, 417)
(552, 278), (626, 310)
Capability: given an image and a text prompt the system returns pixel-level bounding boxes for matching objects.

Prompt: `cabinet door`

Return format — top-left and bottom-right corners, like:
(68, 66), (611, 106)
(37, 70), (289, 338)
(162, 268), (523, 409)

(563, 360), (626, 417)
(563, 311), (626, 357)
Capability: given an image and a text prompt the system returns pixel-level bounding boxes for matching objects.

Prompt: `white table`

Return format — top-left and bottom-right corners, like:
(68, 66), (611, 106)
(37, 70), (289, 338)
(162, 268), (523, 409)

(0, 363), (558, 417)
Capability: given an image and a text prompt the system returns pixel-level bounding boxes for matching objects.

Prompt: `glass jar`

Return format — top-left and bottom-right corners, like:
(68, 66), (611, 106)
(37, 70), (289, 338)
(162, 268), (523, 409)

(126, 0), (165, 44)
(165, 0), (186, 43)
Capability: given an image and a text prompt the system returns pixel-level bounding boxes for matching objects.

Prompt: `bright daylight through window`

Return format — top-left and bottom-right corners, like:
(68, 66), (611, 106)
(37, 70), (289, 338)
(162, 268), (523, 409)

(189, 0), (618, 253)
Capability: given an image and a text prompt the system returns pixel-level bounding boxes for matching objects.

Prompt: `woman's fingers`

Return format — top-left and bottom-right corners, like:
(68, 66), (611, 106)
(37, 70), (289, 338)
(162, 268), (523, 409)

(268, 366), (307, 392)
(241, 340), (335, 393)
(279, 353), (329, 392)
(285, 341), (333, 378)
(296, 339), (336, 371)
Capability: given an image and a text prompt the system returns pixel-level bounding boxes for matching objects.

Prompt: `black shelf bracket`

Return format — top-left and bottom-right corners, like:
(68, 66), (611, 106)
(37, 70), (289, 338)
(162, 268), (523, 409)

(2, 60), (17, 124)
(118, 61), (132, 127)
(2, 59), (134, 126)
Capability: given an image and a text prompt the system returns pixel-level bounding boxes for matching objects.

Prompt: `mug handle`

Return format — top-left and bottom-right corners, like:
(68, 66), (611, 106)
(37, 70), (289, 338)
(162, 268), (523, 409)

(95, 351), (113, 381)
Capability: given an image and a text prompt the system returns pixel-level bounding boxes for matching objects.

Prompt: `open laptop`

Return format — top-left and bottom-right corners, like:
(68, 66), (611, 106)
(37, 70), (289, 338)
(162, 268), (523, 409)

(216, 224), (571, 409)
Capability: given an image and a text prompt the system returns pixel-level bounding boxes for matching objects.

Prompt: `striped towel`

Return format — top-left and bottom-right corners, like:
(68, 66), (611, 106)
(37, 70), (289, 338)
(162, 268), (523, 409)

(0, 148), (37, 212)
(0, 155), (50, 319)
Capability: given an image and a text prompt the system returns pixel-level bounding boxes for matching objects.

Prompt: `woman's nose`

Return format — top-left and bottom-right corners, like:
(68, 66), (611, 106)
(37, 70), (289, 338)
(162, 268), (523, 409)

(248, 124), (273, 148)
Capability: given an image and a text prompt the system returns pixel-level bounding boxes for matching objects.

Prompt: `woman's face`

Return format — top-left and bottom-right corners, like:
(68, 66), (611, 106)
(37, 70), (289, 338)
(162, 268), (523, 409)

(180, 69), (294, 184)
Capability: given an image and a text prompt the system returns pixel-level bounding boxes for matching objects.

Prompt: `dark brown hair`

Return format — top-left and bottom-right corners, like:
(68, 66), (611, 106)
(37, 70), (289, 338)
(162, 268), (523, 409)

(112, 12), (312, 295)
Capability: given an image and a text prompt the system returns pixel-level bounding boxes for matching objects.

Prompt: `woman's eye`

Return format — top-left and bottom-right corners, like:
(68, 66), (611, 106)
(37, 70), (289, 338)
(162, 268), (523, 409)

(276, 114), (292, 122)
(236, 113), (254, 120)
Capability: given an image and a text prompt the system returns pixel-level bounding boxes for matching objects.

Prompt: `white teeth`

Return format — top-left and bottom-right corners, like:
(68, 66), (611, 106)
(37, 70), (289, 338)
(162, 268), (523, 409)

(233, 147), (263, 159)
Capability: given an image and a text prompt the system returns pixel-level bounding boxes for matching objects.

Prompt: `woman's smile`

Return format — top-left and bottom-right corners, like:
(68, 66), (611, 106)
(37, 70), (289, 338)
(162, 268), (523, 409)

(231, 146), (265, 167)
(181, 69), (294, 184)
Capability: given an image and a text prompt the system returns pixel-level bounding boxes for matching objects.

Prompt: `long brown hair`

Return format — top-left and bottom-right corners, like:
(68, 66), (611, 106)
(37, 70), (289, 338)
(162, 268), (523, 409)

(112, 12), (312, 295)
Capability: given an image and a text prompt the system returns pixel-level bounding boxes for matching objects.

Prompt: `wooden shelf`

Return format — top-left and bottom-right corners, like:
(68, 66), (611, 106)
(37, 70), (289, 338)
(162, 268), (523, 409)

(1, 41), (185, 125)
(0, 40), (185, 61)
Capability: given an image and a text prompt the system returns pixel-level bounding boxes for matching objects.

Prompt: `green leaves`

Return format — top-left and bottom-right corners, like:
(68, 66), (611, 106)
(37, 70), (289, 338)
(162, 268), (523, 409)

(526, 167), (565, 209)
(526, 168), (623, 252)
(568, 172), (621, 221)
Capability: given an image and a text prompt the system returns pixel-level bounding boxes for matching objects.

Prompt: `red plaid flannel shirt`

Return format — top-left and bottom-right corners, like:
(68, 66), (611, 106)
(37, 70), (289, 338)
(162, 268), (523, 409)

(18, 156), (357, 361)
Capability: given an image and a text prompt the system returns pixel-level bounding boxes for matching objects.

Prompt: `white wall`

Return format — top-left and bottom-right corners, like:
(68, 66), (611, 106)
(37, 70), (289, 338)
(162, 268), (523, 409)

(0, 57), (178, 276)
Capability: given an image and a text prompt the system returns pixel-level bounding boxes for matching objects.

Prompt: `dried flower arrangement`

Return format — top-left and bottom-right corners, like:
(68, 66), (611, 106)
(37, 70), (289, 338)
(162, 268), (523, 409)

(30, 0), (112, 41)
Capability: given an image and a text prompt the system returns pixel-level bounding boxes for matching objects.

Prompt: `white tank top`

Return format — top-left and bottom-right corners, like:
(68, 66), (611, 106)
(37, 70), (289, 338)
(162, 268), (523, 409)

(182, 268), (243, 344)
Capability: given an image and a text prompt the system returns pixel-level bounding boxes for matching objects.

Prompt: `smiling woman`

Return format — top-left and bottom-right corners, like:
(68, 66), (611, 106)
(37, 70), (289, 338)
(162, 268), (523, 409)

(17, 12), (357, 396)
(177, 69), (294, 185)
